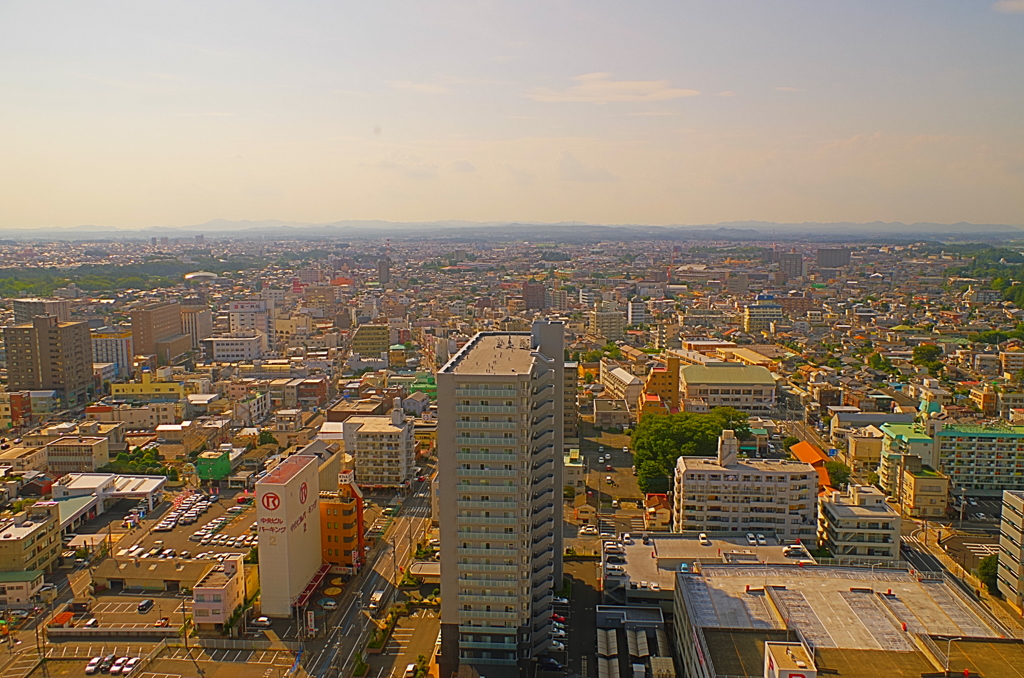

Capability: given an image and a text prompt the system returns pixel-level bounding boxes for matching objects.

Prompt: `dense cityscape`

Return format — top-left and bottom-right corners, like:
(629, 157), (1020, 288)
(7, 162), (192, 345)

(0, 233), (1022, 678)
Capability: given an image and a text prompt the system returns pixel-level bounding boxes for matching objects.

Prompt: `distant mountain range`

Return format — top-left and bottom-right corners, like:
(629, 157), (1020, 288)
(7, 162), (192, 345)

(1, 219), (1022, 243)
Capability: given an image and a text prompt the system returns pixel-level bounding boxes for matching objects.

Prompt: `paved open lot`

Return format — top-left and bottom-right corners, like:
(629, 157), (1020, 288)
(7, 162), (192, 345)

(365, 609), (440, 678)
(116, 493), (258, 563)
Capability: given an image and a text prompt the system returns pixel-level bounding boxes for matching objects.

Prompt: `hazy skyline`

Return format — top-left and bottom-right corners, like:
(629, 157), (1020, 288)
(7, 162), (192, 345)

(1, 1), (1022, 230)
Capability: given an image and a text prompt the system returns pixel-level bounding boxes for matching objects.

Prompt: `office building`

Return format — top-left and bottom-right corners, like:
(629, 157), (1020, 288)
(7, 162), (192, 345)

(778, 252), (804, 279)
(181, 304), (214, 349)
(998, 489), (1024, 611)
(0, 502), (61, 575)
(742, 302), (783, 333)
(437, 323), (564, 671)
(672, 430), (817, 539)
(818, 485), (901, 564)
(227, 300), (271, 337)
(91, 326), (134, 378)
(256, 455), (323, 617)
(46, 436), (110, 475)
(522, 281), (546, 310)
(319, 470), (366, 574)
(130, 302), (183, 355)
(817, 247), (851, 268)
(343, 409), (416, 488)
(678, 363), (777, 415)
(202, 334), (263, 361)
(4, 316), (94, 408)
(377, 256), (391, 286)
(13, 297), (70, 325)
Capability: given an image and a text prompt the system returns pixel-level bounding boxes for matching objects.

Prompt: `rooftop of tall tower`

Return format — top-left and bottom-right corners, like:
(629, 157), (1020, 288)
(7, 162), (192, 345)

(443, 332), (536, 375)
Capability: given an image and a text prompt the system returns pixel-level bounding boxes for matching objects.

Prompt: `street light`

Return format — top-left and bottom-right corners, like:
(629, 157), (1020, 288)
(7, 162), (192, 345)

(943, 636), (961, 673)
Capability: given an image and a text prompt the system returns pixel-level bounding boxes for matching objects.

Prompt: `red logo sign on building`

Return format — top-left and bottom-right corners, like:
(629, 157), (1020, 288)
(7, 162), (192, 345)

(299, 482), (308, 504)
(262, 492), (281, 511)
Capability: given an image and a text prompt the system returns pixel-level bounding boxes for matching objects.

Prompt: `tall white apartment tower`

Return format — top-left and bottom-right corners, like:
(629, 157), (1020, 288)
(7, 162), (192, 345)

(437, 322), (564, 673)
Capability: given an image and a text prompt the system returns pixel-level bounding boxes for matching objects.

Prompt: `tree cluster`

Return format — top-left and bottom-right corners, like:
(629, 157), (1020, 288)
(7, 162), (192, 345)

(630, 408), (750, 493)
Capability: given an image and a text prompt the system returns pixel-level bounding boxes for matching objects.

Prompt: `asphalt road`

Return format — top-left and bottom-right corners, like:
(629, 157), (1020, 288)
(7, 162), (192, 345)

(307, 476), (433, 678)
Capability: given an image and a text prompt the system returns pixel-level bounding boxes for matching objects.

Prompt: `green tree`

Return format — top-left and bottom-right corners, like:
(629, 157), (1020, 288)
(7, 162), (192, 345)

(631, 408), (750, 492)
(782, 436), (800, 451)
(977, 553), (999, 594)
(258, 430), (278, 446)
(824, 461), (852, 488)
(912, 344), (942, 365)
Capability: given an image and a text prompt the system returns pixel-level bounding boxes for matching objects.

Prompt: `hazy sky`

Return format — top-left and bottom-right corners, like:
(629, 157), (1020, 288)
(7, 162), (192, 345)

(1, 1), (1023, 229)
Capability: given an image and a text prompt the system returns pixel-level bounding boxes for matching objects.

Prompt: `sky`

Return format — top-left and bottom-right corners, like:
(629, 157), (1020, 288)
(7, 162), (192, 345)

(1, 0), (1023, 230)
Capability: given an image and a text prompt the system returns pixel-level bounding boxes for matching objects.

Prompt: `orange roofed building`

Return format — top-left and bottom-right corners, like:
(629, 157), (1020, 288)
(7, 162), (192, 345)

(789, 440), (834, 494)
(637, 355), (680, 417)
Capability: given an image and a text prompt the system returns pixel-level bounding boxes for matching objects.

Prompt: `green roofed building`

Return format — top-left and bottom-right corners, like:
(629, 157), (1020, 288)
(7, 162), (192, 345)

(196, 447), (231, 481)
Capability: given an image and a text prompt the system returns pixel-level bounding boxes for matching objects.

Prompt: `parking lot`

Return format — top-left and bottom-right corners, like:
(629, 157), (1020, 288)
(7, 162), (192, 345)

(161, 647), (294, 667)
(116, 491), (258, 564)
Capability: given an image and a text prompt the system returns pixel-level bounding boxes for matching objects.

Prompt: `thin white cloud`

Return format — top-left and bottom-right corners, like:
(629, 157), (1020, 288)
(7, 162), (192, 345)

(388, 80), (449, 94)
(628, 111), (679, 117)
(377, 151), (437, 178)
(556, 151), (617, 182)
(449, 159), (476, 173)
(993, 0), (1024, 12)
(502, 164), (534, 186)
(775, 86), (801, 92)
(717, 91), (737, 97)
(528, 73), (700, 104)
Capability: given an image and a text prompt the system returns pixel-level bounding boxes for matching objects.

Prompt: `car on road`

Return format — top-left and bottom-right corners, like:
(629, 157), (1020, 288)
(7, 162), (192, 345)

(579, 525), (598, 535)
(599, 446), (604, 452)
(251, 616), (272, 628)
(605, 476), (613, 484)
(552, 596), (568, 605)
(611, 499), (619, 509)
(137, 599), (154, 613)
(85, 657), (102, 674)
(551, 628), (566, 638)
(968, 497), (978, 506)
(621, 533), (632, 544)
(622, 446), (629, 453)
(417, 475), (426, 482)
(322, 600), (338, 610)
(550, 614), (566, 623)
(538, 658), (564, 671)
(122, 659), (140, 675)
(756, 534), (768, 546)
(605, 464), (613, 471)
(549, 641), (565, 651)
(404, 664), (417, 678)
(606, 555), (626, 564)
(84, 618), (99, 628)
(699, 533), (711, 546)
(746, 533), (757, 546)
(679, 562), (690, 573)
(110, 657), (129, 675)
